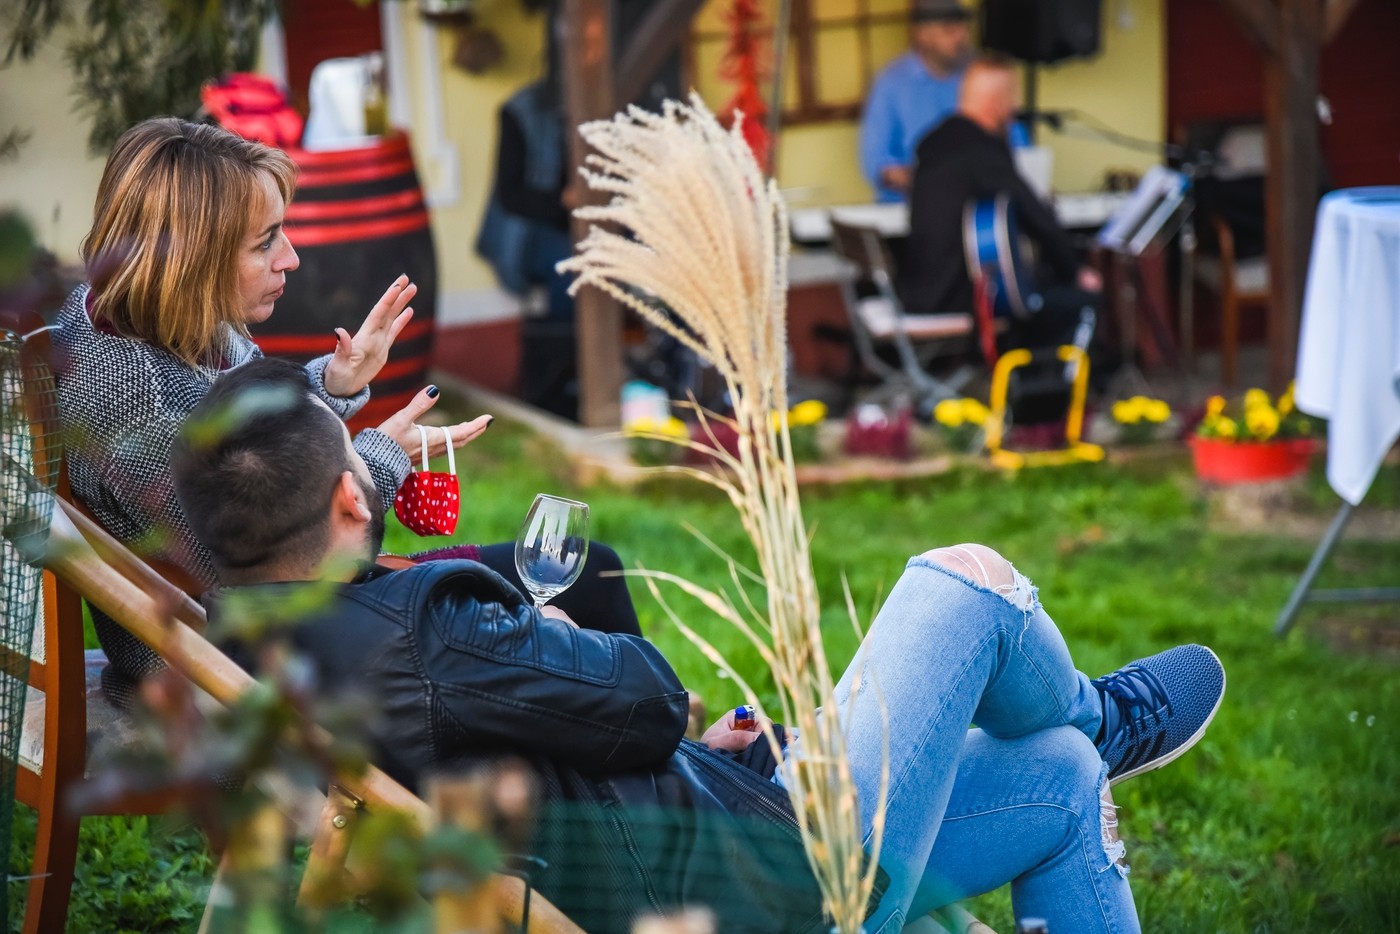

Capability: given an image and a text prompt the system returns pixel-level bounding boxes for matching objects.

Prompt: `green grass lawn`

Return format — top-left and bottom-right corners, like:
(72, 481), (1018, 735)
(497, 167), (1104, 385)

(10, 410), (1399, 932)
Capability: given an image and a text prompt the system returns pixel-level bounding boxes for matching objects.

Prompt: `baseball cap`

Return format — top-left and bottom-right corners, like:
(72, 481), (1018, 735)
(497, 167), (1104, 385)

(911, 0), (972, 22)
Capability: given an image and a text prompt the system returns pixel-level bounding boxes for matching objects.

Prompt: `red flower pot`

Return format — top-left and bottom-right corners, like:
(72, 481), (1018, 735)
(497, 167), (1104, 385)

(1188, 436), (1318, 485)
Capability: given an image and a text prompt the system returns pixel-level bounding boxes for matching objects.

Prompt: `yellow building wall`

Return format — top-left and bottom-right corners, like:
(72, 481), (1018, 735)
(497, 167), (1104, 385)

(1, 0), (1163, 293)
(392, 3), (550, 301)
(0, 38), (109, 265)
(691, 0), (1165, 208)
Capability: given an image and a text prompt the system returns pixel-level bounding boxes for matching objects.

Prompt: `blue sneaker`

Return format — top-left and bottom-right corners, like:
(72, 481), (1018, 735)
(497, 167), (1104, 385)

(1092, 644), (1225, 786)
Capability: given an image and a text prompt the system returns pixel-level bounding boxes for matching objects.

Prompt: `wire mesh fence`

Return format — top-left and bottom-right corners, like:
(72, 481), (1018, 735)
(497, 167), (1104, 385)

(0, 325), (60, 926)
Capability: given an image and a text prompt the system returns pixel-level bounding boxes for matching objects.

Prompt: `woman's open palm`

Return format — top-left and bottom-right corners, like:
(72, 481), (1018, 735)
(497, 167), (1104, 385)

(323, 274), (417, 397)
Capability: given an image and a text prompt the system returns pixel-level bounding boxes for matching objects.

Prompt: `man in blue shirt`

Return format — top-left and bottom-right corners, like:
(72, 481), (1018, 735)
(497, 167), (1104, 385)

(859, 0), (974, 202)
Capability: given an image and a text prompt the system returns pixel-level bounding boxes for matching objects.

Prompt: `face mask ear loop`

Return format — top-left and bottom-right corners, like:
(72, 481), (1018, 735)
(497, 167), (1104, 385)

(417, 424), (430, 472)
(443, 426), (456, 476)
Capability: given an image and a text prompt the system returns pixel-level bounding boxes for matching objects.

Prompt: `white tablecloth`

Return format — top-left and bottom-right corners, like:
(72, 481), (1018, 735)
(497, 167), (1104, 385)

(1295, 187), (1400, 505)
(787, 192), (1132, 243)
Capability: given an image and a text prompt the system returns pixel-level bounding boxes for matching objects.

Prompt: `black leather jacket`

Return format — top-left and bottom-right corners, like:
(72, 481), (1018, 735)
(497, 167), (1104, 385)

(209, 560), (878, 932)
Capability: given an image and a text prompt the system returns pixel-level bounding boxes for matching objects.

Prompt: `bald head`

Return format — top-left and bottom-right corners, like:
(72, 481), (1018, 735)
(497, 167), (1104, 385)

(958, 57), (1019, 136)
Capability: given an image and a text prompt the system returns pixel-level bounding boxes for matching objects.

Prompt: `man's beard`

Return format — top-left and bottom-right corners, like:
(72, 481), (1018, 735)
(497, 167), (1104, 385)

(357, 474), (387, 559)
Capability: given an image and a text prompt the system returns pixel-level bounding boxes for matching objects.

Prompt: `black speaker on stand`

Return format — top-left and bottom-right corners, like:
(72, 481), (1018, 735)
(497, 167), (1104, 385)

(980, 0), (1103, 141)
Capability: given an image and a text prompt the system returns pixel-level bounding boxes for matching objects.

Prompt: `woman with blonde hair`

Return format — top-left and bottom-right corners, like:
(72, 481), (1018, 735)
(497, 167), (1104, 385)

(55, 117), (638, 707)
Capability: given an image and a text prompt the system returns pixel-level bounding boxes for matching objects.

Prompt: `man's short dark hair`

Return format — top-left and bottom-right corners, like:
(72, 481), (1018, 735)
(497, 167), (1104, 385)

(172, 357), (351, 577)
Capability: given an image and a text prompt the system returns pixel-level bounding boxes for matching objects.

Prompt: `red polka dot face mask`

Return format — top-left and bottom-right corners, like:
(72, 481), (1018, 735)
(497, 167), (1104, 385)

(393, 425), (460, 537)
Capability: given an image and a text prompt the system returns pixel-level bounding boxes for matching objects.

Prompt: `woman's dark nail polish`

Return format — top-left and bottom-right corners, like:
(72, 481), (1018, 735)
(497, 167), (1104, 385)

(426, 385), (439, 398)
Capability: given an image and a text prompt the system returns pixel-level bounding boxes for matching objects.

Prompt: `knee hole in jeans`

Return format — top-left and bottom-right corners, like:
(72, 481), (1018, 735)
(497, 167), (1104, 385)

(920, 544), (1034, 609)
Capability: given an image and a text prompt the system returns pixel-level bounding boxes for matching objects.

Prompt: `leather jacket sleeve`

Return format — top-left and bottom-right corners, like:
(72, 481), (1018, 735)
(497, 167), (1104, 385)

(414, 564), (690, 774)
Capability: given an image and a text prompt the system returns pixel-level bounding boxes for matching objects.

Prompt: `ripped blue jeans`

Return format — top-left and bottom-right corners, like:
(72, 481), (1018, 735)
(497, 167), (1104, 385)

(808, 546), (1139, 933)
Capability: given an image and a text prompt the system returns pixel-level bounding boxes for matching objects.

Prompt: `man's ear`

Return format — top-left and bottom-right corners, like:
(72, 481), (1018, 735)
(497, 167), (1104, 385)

(333, 470), (373, 523)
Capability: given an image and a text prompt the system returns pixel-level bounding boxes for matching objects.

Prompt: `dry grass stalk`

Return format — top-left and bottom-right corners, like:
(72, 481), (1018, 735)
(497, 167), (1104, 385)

(558, 95), (886, 934)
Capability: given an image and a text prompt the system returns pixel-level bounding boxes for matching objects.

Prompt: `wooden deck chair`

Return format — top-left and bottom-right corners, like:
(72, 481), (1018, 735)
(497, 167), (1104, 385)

(828, 218), (975, 408)
(30, 494), (582, 933)
(2, 323), (992, 934)
(0, 320), (575, 932)
(38, 509), (998, 934)
(3, 315), (205, 932)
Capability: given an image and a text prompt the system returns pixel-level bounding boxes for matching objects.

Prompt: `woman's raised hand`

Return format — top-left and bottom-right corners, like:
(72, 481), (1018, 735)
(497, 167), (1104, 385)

(323, 274), (417, 397)
(377, 384), (494, 460)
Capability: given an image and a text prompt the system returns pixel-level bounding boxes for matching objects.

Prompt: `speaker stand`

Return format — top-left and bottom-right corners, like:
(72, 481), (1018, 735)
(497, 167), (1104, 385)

(1023, 63), (1039, 144)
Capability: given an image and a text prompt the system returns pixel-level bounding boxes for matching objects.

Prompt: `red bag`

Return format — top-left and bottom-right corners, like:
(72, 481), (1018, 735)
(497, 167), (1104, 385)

(200, 73), (305, 149)
(393, 426), (460, 537)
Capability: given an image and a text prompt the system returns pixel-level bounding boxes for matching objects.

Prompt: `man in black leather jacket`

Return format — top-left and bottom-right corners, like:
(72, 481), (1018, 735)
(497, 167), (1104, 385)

(171, 359), (1224, 934)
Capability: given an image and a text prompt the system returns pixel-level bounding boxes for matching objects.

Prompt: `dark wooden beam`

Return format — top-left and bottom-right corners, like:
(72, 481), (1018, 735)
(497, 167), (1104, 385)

(1262, 0), (1323, 392)
(1324, 0), (1362, 42)
(1216, 0), (1282, 54)
(615, 0), (707, 106)
(562, 0), (624, 427)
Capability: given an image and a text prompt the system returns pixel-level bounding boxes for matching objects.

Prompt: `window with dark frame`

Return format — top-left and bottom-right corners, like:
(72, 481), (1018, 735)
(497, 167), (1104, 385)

(686, 0), (913, 126)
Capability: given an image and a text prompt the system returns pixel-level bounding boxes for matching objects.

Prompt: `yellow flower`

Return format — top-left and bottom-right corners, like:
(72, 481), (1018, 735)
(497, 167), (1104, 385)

(789, 399), (828, 428)
(625, 416), (688, 439)
(934, 399), (965, 428)
(1278, 385), (1295, 416)
(1145, 399), (1171, 423)
(1246, 405), (1280, 440)
(1215, 416), (1238, 440)
(959, 397), (989, 426)
(1205, 395), (1227, 417)
(1112, 400), (1139, 425)
(1244, 388), (1271, 411)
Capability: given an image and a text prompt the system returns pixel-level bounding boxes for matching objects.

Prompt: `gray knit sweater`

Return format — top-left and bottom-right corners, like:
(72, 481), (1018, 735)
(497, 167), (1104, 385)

(53, 284), (412, 699)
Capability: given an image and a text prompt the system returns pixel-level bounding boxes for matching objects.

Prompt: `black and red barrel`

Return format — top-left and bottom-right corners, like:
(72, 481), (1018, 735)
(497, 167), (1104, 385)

(252, 133), (437, 432)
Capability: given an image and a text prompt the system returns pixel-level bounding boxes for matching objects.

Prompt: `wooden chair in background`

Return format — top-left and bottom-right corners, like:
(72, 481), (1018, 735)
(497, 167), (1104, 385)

(1183, 120), (1271, 388)
(1193, 215), (1270, 388)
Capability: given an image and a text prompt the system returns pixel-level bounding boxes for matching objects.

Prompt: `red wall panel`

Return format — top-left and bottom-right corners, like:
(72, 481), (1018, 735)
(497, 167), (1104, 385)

(1167, 0), (1400, 188)
(281, 0), (385, 109)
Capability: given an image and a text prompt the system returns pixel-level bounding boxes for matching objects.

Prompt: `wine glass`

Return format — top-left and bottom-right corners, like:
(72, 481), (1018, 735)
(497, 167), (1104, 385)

(514, 494), (590, 609)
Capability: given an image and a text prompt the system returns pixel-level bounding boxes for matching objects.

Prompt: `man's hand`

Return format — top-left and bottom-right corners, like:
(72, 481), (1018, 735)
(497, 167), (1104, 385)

(1077, 265), (1104, 293)
(540, 605), (579, 628)
(323, 275), (418, 397)
(880, 164), (913, 193)
(700, 707), (767, 753)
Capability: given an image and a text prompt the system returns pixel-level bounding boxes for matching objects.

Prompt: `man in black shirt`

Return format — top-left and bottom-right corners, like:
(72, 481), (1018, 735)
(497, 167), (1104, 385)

(903, 56), (1102, 352)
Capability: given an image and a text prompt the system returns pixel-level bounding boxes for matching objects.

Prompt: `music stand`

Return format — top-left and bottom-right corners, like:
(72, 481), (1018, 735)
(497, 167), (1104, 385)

(1096, 165), (1190, 394)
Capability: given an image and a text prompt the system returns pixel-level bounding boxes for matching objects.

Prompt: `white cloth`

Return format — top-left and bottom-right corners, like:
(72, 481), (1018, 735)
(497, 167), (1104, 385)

(1295, 187), (1400, 505)
(302, 57), (377, 151)
(786, 192), (1132, 243)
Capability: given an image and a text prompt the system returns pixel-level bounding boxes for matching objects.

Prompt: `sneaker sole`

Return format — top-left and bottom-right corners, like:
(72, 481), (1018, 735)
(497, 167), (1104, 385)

(1108, 646), (1226, 787)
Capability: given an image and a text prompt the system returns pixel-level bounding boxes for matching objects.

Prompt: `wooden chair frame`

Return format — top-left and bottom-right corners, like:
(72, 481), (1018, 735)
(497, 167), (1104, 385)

(827, 217), (975, 408)
(24, 493), (582, 933)
(1206, 215), (1269, 388)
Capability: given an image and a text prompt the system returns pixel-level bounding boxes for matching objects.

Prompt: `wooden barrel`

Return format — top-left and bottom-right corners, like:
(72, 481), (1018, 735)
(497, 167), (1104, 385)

(251, 133), (436, 433)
